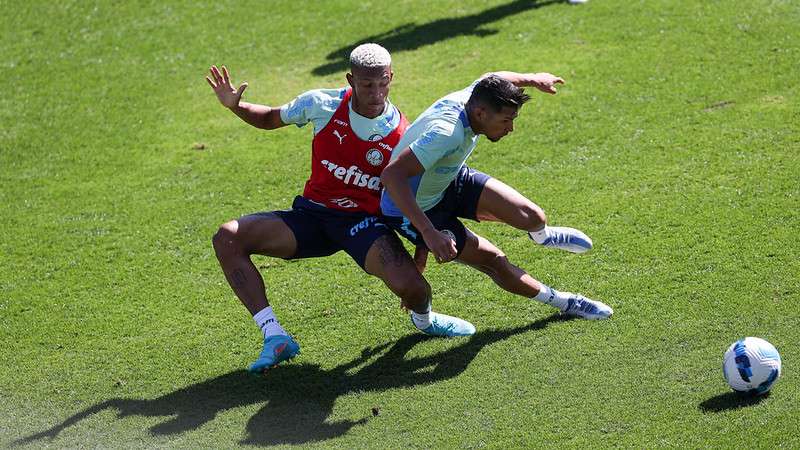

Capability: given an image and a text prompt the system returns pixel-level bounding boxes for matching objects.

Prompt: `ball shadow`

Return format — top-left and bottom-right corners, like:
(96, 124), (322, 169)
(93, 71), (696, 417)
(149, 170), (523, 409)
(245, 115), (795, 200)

(698, 390), (770, 413)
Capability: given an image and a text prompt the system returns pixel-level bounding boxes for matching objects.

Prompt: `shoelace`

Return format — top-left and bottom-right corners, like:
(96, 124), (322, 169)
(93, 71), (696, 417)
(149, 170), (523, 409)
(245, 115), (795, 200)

(568, 297), (597, 313)
(544, 231), (571, 245)
(433, 319), (456, 332)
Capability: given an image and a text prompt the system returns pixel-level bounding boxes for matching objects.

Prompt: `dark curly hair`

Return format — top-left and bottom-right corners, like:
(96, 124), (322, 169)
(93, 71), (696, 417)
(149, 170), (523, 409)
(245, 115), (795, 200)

(467, 75), (531, 112)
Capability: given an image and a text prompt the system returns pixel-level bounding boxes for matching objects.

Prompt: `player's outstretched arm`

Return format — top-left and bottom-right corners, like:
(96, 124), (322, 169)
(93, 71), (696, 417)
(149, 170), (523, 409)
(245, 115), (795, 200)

(205, 65), (286, 130)
(482, 71), (565, 95)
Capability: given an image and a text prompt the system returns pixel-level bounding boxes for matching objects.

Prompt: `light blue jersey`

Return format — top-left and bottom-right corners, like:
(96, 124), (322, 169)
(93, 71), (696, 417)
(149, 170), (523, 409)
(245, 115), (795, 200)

(280, 88), (400, 141)
(381, 81), (481, 216)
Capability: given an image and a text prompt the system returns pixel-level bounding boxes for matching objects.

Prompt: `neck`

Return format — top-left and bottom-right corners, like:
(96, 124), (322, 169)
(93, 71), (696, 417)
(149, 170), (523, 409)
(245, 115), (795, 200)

(351, 94), (384, 119)
(466, 105), (482, 135)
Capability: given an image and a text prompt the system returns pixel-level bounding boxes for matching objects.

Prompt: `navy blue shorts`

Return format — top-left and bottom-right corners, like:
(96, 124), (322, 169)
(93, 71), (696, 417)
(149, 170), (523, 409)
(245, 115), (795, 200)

(384, 166), (491, 255)
(272, 196), (394, 270)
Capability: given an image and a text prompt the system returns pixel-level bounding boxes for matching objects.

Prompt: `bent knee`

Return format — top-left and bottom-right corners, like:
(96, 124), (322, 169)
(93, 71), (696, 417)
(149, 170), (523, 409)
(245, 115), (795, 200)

(490, 254), (515, 272)
(212, 220), (242, 256)
(518, 204), (547, 230)
(475, 253), (517, 278)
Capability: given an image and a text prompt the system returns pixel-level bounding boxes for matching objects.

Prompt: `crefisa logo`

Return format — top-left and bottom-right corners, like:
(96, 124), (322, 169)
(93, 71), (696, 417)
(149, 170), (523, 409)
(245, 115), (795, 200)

(366, 149), (384, 166)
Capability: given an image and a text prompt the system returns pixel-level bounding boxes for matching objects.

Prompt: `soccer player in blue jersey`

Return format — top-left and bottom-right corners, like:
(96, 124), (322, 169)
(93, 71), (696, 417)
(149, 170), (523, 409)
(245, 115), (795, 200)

(381, 72), (613, 331)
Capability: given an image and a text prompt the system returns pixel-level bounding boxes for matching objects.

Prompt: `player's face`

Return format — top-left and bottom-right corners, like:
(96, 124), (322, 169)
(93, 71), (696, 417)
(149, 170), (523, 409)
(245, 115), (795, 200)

(479, 105), (519, 142)
(347, 65), (393, 119)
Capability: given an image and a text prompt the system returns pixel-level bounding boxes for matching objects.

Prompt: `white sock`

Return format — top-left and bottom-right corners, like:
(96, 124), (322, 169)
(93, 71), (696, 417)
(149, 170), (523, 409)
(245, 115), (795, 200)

(411, 304), (432, 329)
(253, 306), (288, 338)
(533, 284), (569, 310)
(529, 226), (549, 244)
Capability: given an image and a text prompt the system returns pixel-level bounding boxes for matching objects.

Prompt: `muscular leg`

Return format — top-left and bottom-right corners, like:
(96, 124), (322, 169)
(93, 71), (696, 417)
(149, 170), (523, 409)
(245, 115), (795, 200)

(475, 177), (593, 254)
(364, 232), (475, 336)
(456, 228), (543, 297)
(363, 233), (431, 314)
(413, 246), (429, 274)
(475, 177), (546, 232)
(456, 228), (613, 319)
(212, 213), (297, 315)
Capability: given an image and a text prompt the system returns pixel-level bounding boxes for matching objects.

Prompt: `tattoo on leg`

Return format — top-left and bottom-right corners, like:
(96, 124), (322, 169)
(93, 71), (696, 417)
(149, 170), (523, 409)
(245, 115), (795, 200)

(232, 269), (247, 288)
(377, 235), (410, 268)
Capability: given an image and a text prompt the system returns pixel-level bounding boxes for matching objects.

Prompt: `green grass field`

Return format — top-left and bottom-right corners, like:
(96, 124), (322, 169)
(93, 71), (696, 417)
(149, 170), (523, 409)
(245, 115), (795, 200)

(2, 0), (799, 448)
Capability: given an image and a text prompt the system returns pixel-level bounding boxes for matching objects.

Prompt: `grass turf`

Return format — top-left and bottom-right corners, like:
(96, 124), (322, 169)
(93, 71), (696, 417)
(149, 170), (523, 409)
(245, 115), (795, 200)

(1, 0), (799, 448)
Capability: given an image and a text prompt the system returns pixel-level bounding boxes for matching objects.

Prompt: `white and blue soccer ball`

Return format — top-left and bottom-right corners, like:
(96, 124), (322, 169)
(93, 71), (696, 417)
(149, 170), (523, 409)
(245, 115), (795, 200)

(723, 337), (782, 395)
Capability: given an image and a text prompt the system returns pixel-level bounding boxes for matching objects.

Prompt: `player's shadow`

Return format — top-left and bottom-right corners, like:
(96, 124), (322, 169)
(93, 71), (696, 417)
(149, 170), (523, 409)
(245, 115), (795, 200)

(311, 0), (561, 76)
(698, 391), (770, 413)
(16, 314), (567, 447)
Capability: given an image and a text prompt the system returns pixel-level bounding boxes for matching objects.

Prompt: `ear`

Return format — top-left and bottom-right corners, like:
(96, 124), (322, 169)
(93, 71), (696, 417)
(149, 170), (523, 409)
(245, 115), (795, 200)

(473, 104), (488, 122)
(346, 72), (354, 88)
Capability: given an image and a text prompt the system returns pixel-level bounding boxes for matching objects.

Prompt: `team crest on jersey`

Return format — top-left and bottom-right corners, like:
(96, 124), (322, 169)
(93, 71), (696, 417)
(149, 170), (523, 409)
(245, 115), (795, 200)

(365, 149), (384, 166)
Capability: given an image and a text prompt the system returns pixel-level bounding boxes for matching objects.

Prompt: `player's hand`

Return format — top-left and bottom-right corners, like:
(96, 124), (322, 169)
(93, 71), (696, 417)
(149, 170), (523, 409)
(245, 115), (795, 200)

(206, 65), (248, 109)
(422, 229), (457, 264)
(530, 72), (564, 94)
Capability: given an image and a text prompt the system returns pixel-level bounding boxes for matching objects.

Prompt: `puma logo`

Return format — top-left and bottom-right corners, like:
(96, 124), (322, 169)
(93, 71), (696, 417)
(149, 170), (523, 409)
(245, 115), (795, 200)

(333, 130), (347, 144)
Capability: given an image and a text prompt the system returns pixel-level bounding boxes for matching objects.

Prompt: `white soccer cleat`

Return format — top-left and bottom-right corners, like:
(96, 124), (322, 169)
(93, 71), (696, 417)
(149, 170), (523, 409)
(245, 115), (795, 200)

(568, 0), (588, 4)
(561, 294), (613, 320)
(529, 226), (593, 253)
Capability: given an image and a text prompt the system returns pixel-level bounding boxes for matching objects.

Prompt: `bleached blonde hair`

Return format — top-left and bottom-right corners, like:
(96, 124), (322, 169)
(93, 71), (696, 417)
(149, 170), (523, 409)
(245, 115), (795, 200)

(349, 43), (391, 69)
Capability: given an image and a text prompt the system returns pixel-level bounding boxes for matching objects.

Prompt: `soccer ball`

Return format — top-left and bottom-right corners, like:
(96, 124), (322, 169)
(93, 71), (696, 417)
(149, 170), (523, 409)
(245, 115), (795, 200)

(722, 337), (781, 395)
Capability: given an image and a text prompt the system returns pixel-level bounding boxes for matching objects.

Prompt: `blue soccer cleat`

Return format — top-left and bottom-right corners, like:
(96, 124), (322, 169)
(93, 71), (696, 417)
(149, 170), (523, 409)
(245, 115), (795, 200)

(561, 294), (613, 320)
(248, 335), (300, 373)
(415, 312), (476, 337)
(529, 226), (593, 253)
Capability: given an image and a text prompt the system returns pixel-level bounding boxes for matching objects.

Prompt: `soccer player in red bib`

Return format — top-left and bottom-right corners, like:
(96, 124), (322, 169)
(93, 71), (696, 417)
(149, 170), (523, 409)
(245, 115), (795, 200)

(206, 44), (473, 374)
